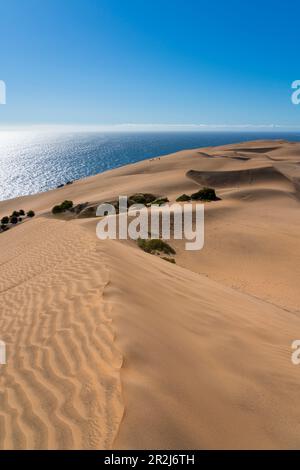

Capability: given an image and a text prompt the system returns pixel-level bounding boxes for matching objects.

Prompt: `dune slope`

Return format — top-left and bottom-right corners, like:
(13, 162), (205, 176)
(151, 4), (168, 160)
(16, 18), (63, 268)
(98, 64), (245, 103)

(102, 240), (300, 450)
(0, 218), (123, 449)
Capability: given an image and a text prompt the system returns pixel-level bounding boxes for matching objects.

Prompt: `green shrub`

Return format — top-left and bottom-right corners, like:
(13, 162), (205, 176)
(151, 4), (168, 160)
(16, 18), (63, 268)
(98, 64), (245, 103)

(27, 210), (35, 218)
(10, 216), (18, 224)
(176, 194), (191, 202)
(129, 193), (157, 205)
(137, 238), (176, 255)
(51, 200), (73, 215)
(60, 200), (73, 211)
(52, 205), (63, 214)
(150, 197), (169, 206)
(190, 187), (220, 201)
(11, 210), (20, 217)
(19, 209), (25, 216)
(1, 216), (9, 225)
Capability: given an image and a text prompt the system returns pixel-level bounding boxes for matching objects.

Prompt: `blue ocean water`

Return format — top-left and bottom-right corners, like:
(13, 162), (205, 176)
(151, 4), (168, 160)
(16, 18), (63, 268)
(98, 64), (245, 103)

(1, 131), (300, 201)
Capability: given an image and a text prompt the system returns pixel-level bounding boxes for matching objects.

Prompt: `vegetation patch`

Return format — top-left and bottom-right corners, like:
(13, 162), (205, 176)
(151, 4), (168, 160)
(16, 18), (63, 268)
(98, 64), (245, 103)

(137, 238), (176, 255)
(10, 216), (19, 225)
(150, 197), (169, 206)
(190, 187), (221, 201)
(176, 194), (191, 202)
(0, 209), (35, 233)
(128, 193), (157, 205)
(176, 188), (220, 202)
(52, 200), (74, 214)
(1, 216), (9, 225)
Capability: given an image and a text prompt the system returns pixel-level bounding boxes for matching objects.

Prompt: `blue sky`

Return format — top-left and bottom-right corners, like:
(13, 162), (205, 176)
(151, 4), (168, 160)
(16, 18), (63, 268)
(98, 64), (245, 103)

(1, 0), (300, 129)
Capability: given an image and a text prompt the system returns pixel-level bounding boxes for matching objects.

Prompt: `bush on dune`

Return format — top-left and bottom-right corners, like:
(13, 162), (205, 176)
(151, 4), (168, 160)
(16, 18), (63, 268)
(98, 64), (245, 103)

(11, 210), (20, 217)
(176, 194), (191, 202)
(150, 197), (169, 206)
(0, 209), (36, 234)
(128, 193), (157, 205)
(137, 238), (176, 255)
(10, 216), (18, 225)
(190, 187), (221, 201)
(60, 200), (73, 211)
(52, 200), (73, 215)
(52, 205), (63, 214)
(1, 216), (9, 225)
(128, 194), (170, 207)
(176, 188), (221, 202)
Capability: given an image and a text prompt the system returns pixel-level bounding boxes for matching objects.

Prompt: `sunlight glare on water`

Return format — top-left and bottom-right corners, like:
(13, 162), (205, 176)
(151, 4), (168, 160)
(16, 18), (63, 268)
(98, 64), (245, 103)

(1, 130), (300, 202)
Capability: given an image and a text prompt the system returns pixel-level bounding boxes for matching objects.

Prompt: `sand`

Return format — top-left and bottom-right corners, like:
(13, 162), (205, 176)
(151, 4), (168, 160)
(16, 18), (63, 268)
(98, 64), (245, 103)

(0, 139), (300, 449)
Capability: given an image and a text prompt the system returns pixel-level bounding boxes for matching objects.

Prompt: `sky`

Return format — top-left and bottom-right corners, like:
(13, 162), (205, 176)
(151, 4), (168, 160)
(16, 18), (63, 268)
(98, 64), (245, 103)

(1, 0), (300, 129)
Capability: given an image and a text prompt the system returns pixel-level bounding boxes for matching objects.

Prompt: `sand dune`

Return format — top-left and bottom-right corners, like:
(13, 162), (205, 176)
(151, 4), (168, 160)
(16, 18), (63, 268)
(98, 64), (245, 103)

(102, 240), (300, 449)
(186, 166), (292, 188)
(0, 139), (300, 449)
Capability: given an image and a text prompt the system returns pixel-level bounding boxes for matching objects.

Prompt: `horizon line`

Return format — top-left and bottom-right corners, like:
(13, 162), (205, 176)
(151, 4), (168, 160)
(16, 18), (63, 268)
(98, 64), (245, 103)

(1, 123), (300, 133)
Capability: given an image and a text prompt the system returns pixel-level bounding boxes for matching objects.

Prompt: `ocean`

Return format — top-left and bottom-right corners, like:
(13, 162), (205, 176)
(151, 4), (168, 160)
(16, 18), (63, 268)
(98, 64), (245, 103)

(1, 130), (300, 201)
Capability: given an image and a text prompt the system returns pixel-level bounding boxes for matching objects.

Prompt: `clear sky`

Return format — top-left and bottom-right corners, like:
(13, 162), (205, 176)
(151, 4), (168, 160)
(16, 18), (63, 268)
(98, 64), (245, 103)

(1, 0), (300, 129)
